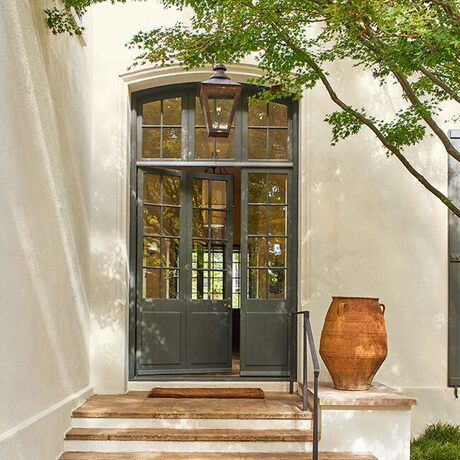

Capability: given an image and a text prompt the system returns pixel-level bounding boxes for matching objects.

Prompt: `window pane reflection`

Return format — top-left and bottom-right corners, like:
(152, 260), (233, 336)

(142, 173), (182, 299)
(246, 173), (288, 300)
(142, 97), (182, 158)
(247, 100), (288, 161)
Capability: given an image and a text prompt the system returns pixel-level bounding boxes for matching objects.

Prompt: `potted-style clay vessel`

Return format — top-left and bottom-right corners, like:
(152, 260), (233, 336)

(319, 296), (388, 391)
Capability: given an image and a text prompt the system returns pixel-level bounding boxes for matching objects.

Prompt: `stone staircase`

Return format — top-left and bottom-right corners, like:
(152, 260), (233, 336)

(59, 391), (377, 459)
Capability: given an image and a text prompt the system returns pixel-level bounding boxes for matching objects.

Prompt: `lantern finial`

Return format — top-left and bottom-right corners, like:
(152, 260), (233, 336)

(211, 64), (229, 79)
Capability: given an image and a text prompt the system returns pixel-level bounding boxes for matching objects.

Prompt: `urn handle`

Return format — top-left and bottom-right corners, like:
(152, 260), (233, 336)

(338, 302), (346, 318)
(380, 303), (386, 315)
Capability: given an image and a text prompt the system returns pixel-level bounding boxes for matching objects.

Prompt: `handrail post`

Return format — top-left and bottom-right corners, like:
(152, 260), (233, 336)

(303, 314), (308, 412)
(313, 370), (319, 460)
(289, 313), (295, 394)
(292, 310), (320, 460)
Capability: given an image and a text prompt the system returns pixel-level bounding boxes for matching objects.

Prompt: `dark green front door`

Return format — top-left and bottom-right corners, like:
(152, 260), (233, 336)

(240, 170), (293, 377)
(135, 169), (233, 375)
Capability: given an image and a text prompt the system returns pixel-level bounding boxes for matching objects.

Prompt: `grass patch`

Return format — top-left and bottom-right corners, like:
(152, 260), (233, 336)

(411, 422), (460, 460)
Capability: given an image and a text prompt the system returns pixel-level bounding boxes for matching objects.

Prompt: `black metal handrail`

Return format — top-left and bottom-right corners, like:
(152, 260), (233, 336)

(290, 310), (320, 460)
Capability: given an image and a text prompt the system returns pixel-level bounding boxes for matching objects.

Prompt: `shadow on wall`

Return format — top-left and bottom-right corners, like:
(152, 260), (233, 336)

(0, 0), (92, 441)
(321, 409), (410, 460)
(304, 61), (448, 388)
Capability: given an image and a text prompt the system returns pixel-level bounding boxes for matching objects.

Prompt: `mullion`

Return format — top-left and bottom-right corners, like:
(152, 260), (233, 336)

(249, 266), (285, 269)
(265, 173), (269, 298)
(143, 125), (181, 128)
(143, 202), (180, 208)
(207, 179), (212, 299)
(248, 126), (287, 129)
(248, 203), (285, 206)
(159, 176), (164, 297)
(266, 104), (270, 160)
(247, 234), (285, 237)
(159, 100), (164, 159)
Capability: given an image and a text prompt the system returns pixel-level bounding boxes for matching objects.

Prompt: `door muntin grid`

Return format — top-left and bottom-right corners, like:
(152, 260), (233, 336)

(247, 172), (288, 300)
(141, 172), (182, 299)
(191, 177), (231, 301)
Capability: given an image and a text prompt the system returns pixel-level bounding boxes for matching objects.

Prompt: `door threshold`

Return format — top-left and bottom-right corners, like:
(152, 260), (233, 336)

(127, 378), (292, 392)
(131, 375), (290, 382)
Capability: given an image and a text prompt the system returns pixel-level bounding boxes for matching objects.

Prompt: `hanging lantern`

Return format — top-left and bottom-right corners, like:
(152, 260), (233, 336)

(198, 64), (242, 138)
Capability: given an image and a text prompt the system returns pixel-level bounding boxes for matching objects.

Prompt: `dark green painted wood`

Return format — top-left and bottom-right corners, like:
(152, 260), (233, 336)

(449, 129), (460, 387)
(240, 169), (294, 377)
(129, 84), (298, 379)
(185, 172), (233, 372)
(136, 168), (188, 375)
(135, 170), (233, 375)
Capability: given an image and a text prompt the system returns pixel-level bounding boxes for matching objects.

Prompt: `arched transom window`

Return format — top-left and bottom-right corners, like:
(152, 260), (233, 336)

(135, 84), (295, 163)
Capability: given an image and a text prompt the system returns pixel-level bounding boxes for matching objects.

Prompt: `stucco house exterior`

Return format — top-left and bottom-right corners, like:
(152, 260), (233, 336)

(1, 1), (459, 459)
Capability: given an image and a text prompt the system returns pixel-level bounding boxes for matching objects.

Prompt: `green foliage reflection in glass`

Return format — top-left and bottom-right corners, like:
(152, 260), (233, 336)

(143, 173), (180, 299)
(142, 98), (181, 159)
(248, 173), (288, 299)
(248, 101), (288, 160)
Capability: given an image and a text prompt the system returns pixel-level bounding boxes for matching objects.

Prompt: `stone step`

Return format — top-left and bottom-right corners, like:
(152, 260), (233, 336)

(60, 452), (378, 460)
(72, 392), (310, 421)
(65, 427), (313, 442)
(71, 416), (311, 430)
(64, 427), (314, 453)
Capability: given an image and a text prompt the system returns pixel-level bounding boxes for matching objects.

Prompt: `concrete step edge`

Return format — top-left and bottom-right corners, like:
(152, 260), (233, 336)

(71, 417), (311, 430)
(65, 427), (314, 442)
(60, 451), (377, 460)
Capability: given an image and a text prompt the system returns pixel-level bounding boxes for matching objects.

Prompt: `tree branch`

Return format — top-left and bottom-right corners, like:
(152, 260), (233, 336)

(357, 27), (460, 161)
(419, 66), (460, 103)
(269, 25), (460, 217)
(424, 0), (460, 20)
(392, 70), (460, 162)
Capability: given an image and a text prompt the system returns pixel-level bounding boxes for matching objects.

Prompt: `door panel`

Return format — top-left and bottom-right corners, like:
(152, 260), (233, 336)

(240, 170), (292, 376)
(245, 312), (288, 366)
(189, 312), (231, 365)
(186, 173), (233, 372)
(136, 169), (187, 375)
(134, 169), (233, 375)
(139, 311), (182, 366)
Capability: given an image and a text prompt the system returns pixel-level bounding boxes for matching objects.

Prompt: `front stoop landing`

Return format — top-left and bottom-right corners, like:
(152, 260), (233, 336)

(60, 391), (377, 459)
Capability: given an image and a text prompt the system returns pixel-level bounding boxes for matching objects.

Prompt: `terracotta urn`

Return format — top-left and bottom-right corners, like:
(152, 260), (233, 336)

(319, 296), (388, 391)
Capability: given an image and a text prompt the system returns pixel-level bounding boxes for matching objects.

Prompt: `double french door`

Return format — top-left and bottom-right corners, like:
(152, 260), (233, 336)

(135, 169), (233, 374)
(132, 167), (293, 377)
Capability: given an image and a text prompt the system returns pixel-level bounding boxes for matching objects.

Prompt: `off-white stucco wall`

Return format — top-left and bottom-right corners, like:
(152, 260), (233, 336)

(87, 1), (459, 436)
(299, 71), (458, 436)
(0, 1), (93, 458)
(301, 62), (459, 434)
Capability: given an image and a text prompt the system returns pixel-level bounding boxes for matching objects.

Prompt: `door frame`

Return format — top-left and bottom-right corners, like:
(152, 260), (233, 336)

(128, 83), (299, 381)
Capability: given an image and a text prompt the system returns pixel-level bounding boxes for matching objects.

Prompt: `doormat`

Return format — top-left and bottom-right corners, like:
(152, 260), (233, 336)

(148, 387), (265, 399)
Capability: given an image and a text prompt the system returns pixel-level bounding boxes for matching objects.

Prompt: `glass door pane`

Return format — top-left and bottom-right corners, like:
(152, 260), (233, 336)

(247, 172), (288, 299)
(240, 169), (292, 377)
(141, 172), (181, 299)
(135, 168), (187, 376)
(191, 177), (229, 300)
(186, 172), (233, 372)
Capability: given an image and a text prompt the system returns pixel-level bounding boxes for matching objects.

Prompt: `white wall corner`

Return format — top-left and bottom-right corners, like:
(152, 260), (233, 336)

(0, 386), (93, 460)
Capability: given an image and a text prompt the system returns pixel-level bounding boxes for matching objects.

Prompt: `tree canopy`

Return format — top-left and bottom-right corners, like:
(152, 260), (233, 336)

(47, 0), (460, 215)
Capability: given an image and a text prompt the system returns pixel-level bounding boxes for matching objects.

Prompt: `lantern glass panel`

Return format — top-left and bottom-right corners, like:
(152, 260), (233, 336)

(199, 81), (240, 137)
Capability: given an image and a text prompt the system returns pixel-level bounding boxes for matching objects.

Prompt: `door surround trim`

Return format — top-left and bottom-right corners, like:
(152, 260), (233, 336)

(92, 63), (309, 392)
